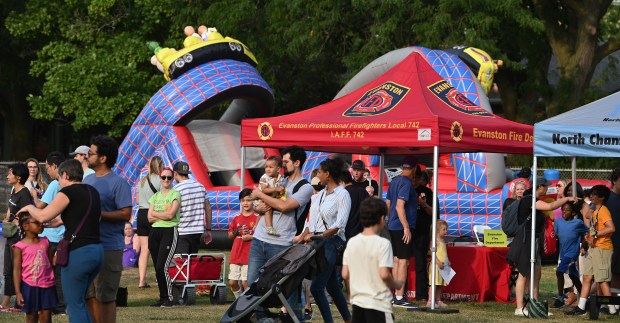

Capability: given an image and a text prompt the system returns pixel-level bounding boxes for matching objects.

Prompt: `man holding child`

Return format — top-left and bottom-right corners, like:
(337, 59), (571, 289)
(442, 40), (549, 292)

(249, 146), (314, 321)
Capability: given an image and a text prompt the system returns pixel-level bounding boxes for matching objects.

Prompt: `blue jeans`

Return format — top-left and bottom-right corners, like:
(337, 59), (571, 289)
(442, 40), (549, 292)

(247, 238), (304, 322)
(310, 236), (351, 323)
(61, 243), (103, 323)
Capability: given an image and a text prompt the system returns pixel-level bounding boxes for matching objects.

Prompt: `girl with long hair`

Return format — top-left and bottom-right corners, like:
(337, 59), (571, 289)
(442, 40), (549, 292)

(136, 156), (163, 288)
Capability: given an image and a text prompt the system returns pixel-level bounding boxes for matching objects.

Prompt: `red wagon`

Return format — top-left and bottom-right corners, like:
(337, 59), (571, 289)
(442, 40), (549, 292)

(168, 253), (227, 305)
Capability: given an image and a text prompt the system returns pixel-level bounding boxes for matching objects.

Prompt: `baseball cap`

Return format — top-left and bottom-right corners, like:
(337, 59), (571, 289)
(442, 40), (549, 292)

(310, 176), (321, 186)
(401, 156), (418, 169)
(351, 160), (365, 170)
(536, 176), (551, 187)
(173, 161), (192, 175)
(70, 145), (90, 156)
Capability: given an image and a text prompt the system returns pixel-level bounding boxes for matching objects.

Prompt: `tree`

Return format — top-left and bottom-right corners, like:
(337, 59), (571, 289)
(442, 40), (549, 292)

(4, 0), (619, 141)
(532, 0), (620, 117)
(0, 0), (36, 159)
(4, 0), (169, 137)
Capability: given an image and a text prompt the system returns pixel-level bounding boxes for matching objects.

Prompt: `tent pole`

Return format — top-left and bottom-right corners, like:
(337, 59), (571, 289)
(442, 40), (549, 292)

(240, 146), (246, 191)
(430, 146), (439, 310)
(530, 157), (537, 299)
(571, 157), (577, 197)
(378, 155), (384, 197)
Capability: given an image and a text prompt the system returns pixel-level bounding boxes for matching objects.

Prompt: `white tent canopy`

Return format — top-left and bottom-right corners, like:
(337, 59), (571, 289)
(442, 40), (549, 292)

(534, 91), (620, 157)
(531, 90), (620, 296)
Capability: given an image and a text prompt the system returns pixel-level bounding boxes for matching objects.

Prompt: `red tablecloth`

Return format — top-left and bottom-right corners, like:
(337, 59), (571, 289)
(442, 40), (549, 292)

(406, 246), (512, 303)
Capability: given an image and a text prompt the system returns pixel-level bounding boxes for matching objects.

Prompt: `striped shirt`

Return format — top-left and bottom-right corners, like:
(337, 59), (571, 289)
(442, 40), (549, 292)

(306, 185), (351, 241)
(174, 179), (207, 235)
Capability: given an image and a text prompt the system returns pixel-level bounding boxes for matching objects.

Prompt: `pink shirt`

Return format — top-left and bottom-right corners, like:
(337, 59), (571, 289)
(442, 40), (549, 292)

(13, 237), (55, 288)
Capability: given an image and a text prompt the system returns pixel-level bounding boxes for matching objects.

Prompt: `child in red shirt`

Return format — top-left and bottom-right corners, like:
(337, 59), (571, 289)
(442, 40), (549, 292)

(228, 188), (258, 299)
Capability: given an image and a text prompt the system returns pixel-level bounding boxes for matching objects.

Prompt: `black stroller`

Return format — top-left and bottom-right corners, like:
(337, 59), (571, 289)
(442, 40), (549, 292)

(221, 238), (325, 323)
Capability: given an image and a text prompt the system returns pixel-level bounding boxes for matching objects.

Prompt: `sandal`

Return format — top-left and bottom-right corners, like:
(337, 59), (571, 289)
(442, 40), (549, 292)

(139, 283), (151, 288)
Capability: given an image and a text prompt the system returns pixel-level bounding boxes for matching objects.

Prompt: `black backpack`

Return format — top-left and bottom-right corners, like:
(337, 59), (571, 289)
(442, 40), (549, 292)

(292, 179), (310, 235)
(501, 196), (531, 238)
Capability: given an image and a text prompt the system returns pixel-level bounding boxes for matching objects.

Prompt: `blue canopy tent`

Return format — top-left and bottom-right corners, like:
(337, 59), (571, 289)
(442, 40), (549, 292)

(531, 90), (620, 297)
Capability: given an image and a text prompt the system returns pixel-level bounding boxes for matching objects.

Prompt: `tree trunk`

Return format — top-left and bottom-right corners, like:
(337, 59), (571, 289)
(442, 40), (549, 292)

(3, 84), (33, 160)
(535, 0), (613, 117)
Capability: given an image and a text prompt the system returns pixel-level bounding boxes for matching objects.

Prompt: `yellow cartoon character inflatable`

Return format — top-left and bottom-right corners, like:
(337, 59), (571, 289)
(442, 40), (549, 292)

(446, 46), (503, 94)
(149, 25), (258, 81)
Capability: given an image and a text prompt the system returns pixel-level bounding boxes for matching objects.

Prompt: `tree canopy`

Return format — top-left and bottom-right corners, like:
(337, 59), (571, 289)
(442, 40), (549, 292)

(1, 0), (619, 154)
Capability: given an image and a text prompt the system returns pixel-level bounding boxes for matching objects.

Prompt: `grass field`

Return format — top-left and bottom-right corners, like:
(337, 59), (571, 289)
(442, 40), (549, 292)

(0, 251), (618, 322)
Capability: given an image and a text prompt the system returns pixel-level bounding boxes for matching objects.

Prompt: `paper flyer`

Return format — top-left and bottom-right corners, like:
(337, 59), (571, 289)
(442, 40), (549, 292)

(439, 266), (456, 284)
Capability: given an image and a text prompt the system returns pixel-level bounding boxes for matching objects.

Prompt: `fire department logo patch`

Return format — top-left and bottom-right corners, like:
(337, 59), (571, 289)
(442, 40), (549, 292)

(343, 82), (410, 117)
(450, 121), (463, 142)
(428, 80), (493, 117)
(258, 122), (273, 141)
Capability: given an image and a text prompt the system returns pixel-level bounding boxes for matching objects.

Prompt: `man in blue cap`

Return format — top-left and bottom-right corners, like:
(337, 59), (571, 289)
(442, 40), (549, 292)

(385, 155), (419, 308)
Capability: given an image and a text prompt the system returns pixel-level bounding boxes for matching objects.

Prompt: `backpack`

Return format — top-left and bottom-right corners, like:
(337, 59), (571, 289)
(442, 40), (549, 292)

(543, 216), (557, 256)
(502, 196), (535, 238)
(501, 199), (522, 237)
(292, 179), (311, 235)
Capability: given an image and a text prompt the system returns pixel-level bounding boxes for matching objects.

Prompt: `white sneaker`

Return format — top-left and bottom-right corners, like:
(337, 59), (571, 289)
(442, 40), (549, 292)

(514, 308), (529, 316)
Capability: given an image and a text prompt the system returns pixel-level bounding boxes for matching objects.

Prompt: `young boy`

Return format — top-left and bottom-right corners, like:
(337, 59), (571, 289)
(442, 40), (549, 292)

(342, 198), (402, 323)
(228, 188), (258, 299)
(257, 155), (285, 236)
(567, 185), (617, 315)
(551, 203), (589, 308)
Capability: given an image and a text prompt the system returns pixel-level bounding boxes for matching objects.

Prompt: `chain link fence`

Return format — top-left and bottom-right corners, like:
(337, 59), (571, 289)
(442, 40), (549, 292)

(510, 167), (614, 182)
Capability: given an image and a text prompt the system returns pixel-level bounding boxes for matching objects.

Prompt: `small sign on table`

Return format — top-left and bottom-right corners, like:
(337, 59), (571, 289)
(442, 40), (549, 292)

(483, 229), (507, 247)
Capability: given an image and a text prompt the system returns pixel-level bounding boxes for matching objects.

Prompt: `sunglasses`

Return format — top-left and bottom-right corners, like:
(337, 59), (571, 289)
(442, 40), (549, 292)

(160, 175), (173, 181)
(556, 184), (564, 188)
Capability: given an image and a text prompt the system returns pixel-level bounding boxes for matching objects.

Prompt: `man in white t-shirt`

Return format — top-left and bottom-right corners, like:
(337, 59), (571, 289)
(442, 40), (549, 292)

(342, 198), (402, 323)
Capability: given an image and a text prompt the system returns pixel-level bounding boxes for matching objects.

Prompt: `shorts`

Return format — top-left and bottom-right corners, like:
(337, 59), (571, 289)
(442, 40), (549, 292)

(86, 250), (123, 302)
(352, 304), (394, 323)
(228, 264), (249, 281)
(583, 247), (612, 283)
(136, 208), (151, 237)
(612, 246), (620, 275)
(389, 230), (413, 259)
(557, 256), (579, 278)
(176, 234), (202, 255)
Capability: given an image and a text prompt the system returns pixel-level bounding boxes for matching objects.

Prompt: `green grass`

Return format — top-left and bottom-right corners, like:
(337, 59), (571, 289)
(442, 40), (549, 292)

(0, 252), (617, 322)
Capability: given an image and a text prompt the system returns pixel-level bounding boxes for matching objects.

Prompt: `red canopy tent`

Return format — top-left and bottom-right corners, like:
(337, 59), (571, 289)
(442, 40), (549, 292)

(241, 52), (532, 155)
(241, 51), (534, 308)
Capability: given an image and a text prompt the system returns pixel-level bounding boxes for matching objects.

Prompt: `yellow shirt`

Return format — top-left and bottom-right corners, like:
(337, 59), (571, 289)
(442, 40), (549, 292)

(592, 205), (613, 250)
